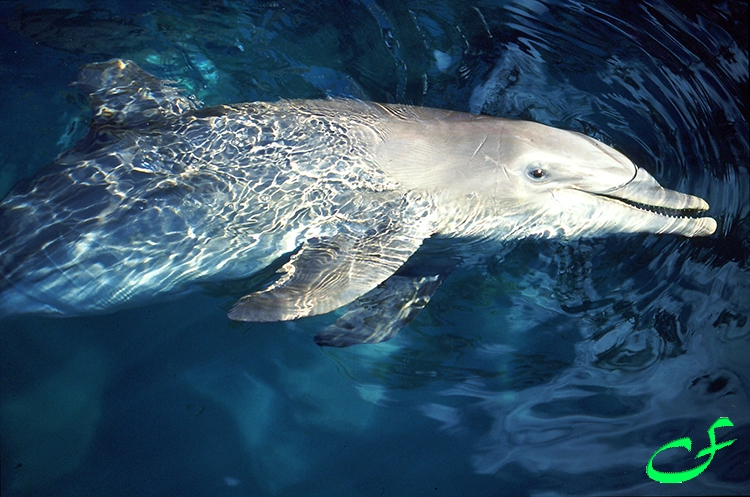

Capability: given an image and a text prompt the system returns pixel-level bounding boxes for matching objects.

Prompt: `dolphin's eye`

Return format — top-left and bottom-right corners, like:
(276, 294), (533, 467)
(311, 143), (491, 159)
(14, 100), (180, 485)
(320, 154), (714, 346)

(527, 166), (547, 180)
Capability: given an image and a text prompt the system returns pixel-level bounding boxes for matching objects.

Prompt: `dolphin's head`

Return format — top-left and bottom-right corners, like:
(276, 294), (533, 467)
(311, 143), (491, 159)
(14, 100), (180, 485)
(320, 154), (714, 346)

(374, 108), (716, 239)
(485, 121), (717, 238)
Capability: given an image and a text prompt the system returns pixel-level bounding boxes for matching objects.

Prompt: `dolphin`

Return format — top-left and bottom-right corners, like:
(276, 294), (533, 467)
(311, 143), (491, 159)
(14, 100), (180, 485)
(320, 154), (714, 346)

(0, 59), (716, 345)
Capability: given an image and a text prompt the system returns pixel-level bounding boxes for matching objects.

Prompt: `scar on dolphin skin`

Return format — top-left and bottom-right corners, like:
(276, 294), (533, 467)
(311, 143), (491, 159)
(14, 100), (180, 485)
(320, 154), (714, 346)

(0, 59), (717, 346)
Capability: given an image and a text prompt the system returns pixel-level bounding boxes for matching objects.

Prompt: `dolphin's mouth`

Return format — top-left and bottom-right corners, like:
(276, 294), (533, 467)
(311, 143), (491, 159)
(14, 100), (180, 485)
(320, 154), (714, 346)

(583, 167), (717, 236)
(597, 194), (709, 219)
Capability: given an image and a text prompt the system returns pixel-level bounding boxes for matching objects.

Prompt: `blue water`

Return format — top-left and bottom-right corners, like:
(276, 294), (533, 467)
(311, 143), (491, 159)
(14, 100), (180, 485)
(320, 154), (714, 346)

(0, 1), (748, 496)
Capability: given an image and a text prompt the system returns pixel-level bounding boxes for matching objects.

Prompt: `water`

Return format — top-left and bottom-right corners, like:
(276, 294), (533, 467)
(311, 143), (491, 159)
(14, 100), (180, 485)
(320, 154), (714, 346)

(0, 0), (748, 495)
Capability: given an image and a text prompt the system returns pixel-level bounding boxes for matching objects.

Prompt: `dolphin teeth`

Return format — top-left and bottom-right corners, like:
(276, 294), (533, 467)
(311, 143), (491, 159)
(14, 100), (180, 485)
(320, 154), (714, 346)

(599, 194), (708, 219)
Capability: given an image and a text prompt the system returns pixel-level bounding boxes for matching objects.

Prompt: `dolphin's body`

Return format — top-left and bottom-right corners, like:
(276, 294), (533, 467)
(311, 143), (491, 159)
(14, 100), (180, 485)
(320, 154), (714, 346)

(0, 60), (716, 345)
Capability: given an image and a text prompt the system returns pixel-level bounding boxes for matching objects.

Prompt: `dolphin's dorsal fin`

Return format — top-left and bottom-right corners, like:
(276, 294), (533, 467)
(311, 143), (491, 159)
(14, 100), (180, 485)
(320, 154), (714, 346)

(73, 59), (198, 128)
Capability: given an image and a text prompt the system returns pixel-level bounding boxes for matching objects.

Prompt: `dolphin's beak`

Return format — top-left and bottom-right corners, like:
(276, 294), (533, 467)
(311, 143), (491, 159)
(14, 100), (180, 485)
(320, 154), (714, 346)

(605, 167), (709, 210)
(591, 168), (717, 236)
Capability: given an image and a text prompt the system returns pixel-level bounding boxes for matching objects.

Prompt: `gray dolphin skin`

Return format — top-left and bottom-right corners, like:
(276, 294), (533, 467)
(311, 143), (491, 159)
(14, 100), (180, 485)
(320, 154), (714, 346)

(0, 59), (716, 346)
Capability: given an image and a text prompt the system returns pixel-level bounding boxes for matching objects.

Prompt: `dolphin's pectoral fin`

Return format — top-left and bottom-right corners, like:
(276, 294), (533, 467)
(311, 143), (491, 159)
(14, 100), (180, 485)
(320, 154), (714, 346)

(314, 274), (446, 347)
(227, 228), (428, 322)
(73, 59), (198, 129)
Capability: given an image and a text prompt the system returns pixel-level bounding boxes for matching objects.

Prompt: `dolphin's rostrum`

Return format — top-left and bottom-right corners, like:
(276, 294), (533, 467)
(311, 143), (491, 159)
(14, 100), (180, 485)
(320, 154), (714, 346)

(0, 60), (716, 345)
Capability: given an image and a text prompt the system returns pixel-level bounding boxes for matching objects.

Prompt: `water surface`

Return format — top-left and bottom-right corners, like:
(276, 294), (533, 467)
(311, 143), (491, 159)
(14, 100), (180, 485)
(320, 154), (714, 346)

(0, 1), (748, 496)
